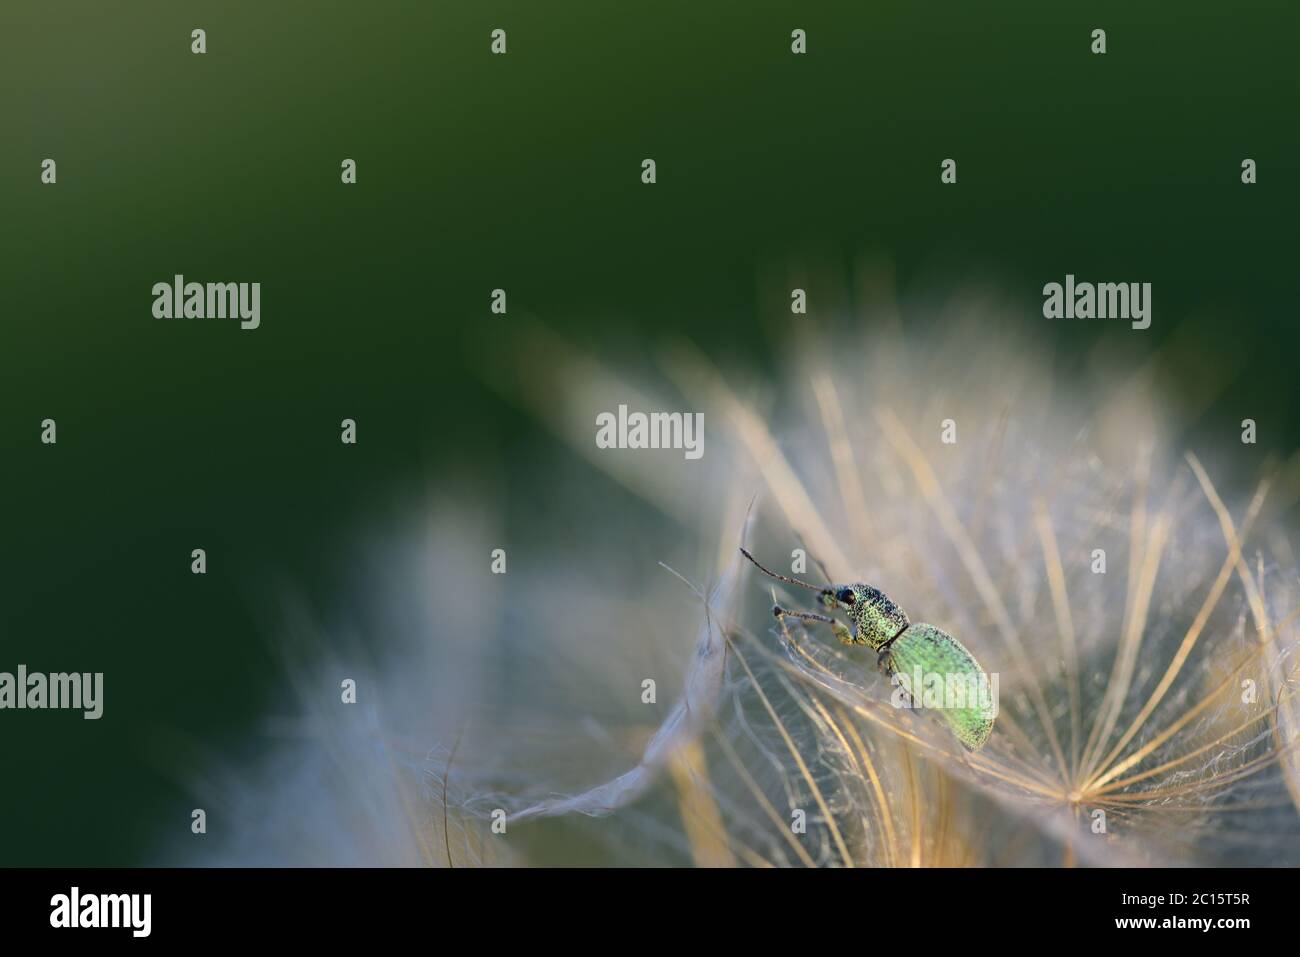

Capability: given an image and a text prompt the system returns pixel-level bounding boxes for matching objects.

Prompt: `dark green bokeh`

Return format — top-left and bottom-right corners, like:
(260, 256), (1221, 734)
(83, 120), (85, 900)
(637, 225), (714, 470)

(0, 1), (1296, 864)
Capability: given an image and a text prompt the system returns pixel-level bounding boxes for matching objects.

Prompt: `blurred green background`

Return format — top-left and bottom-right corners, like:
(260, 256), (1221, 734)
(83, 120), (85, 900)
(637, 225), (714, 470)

(0, 1), (1296, 864)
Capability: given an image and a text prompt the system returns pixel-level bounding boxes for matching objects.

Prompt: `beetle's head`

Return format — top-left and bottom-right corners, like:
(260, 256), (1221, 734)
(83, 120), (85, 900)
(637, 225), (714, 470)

(738, 549), (912, 646)
(821, 583), (910, 645)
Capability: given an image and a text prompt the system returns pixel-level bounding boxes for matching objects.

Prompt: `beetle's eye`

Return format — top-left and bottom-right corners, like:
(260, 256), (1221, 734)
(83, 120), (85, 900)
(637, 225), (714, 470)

(837, 588), (855, 604)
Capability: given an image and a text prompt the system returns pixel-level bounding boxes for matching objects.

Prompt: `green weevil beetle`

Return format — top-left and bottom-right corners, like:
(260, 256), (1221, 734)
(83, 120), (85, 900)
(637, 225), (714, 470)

(739, 548), (995, 751)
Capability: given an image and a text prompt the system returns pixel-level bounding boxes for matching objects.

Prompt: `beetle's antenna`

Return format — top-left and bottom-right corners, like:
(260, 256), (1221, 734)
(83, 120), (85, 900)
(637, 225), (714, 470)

(739, 548), (825, 592)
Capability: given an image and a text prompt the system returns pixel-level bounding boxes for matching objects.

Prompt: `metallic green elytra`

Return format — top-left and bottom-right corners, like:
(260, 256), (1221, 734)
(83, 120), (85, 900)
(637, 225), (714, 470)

(740, 549), (996, 751)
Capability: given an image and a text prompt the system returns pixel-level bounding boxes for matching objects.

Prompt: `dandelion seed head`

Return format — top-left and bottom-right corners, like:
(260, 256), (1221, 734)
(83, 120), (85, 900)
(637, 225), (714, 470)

(181, 283), (1300, 866)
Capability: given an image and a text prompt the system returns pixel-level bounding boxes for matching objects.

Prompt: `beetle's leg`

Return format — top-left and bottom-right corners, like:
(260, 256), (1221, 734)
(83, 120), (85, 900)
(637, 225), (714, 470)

(773, 604), (859, 646)
(769, 605), (863, 642)
(772, 605), (832, 626)
(874, 628), (907, 674)
(879, 649), (916, 708)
